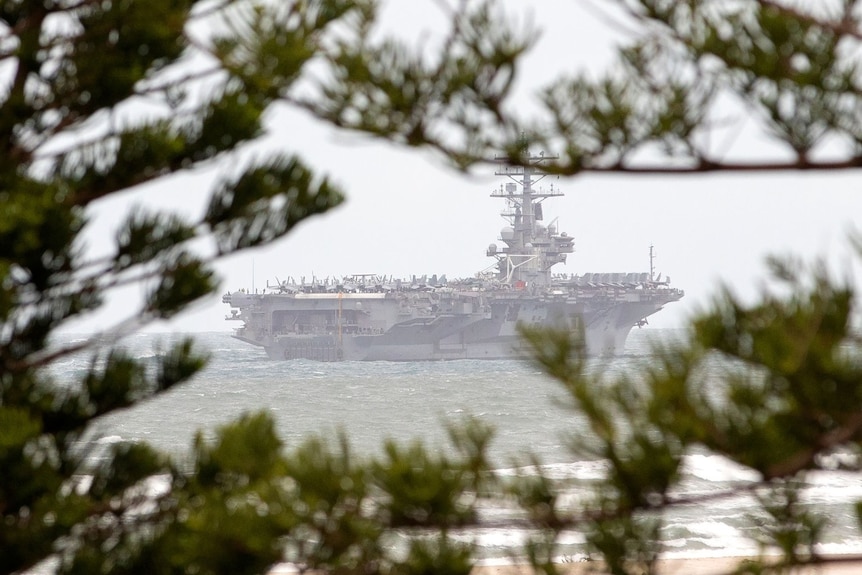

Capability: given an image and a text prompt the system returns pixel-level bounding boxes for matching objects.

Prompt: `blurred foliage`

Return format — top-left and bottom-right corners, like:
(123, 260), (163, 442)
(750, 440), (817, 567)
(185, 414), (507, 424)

(0, 0), (528, 572)
(3, 1), (862, 575)
(519, 250), (862, 574)
(538, 0), (862, 174)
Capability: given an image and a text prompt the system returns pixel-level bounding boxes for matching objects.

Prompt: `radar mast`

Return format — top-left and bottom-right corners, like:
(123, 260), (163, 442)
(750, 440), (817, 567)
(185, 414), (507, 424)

(489, 152), (573, 288)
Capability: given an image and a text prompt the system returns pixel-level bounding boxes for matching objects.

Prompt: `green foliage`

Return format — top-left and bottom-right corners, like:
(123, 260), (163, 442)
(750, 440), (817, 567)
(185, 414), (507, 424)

(204, 156), (342, 254)
(46, 414), (495, 575)
(517, 250), (862, 574)
(538, 0), (862, 173)
(372, 438), (478, 528)
(4, 1), (862, 574)
(0, 0), (529, 573)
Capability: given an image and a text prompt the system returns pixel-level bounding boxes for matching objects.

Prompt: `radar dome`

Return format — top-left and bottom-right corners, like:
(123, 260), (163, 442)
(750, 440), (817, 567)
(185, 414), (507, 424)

(500, 227), (515, 240)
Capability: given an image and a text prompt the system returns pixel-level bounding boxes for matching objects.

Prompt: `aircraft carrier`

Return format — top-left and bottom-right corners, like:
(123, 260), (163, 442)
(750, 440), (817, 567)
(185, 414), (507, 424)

(222, 153), (683, 361)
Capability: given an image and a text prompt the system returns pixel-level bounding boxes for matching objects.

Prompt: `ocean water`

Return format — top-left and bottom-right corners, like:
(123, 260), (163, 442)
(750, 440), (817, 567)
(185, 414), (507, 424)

(49, 329), (862, 562)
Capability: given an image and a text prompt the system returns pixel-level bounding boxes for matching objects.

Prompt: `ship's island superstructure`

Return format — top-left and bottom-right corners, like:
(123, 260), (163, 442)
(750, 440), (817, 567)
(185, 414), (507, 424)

(222, 153), (683, 361)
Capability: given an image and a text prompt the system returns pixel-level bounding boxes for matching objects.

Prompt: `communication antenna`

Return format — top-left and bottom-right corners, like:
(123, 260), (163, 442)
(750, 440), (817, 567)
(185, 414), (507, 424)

(649, 245), (655, 282)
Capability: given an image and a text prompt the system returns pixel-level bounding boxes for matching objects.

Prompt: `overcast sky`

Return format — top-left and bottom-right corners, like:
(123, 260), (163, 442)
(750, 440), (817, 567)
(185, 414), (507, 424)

(67, 0), (862, 335)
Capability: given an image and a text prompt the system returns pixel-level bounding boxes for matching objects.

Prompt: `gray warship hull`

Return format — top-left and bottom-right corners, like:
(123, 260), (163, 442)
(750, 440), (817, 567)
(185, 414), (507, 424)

(223, 278), (681, 361)
(223, 152), (683, 360)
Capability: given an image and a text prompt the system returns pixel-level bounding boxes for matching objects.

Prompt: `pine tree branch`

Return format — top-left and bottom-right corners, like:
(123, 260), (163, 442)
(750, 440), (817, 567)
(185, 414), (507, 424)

(754, 0), (862, 42)
(6, 313), (156, 374)
(764, 411), (862, 479)
(554, 155), (862, 175)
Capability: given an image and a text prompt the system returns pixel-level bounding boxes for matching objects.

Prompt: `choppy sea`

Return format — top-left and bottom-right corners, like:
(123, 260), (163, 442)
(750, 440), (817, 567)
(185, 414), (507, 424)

(49, 329), (862, 563)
